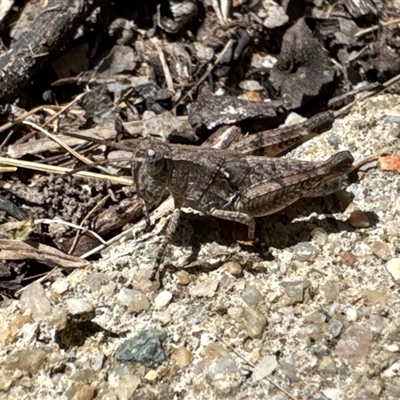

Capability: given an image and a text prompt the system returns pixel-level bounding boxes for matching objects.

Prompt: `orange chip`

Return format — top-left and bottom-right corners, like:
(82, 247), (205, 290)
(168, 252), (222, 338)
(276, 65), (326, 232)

(379, 155), (400, 173)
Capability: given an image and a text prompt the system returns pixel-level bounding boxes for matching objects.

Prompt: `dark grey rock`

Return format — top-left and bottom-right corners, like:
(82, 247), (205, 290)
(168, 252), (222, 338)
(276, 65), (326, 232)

(115, 329), (167, 367)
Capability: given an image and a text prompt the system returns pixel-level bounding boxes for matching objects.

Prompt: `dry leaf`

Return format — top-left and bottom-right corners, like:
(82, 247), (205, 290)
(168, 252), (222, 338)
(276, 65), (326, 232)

(0, 240), (90, 269)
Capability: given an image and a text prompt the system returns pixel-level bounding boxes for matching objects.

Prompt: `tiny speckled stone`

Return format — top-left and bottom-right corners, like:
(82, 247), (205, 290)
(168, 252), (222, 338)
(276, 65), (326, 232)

(241, 287), (263, 306)
(340, 250), (358, 266)
(171, 346), (192, 368)
(115, 329), (167, 368)
(117, 288), (150, 312)
(386, 258), (400, 283)
(224, 261), (243, 277)
(188, 278), (219, 298)
(349, 210), (370, 228)
(154, 290), (173, 309)
(329, 319), (343, 337)
(241, 307), (267, 338)
(175, 270), (191, 285)
(293, 242), (317, 261)
(346, 307), (358, 321)
(281, 280), (310, 304)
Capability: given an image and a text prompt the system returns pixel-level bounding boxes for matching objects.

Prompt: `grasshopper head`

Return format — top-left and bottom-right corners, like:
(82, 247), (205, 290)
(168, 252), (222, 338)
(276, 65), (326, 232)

(133, 139), (171, 212)
(134, 139), (169, 176)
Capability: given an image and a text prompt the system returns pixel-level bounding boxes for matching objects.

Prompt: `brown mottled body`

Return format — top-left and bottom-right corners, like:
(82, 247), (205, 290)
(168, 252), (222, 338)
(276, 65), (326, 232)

(133, 138), (353, 239)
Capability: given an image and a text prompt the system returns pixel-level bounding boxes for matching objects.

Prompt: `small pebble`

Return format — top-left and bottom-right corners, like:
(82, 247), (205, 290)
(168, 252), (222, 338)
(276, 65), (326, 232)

(362, 289), (390, 305)
(253, 355), (277, 381)
(241, 307), (267, 338)
(20, 281), (52, 322)
(365, 379), (382, 396)
(280, 280), (310, 304)
(239, 79), (263, 91)
(171, 346), (192, 368)
(321, 281), (340, 301)
(115, 329), (167, 368)
(224, 261), (243, 277)
(366, 315), (386, 333)
(318, 356), (337, 375)
(386, 344), (400, 352)
(335, 325), (373, 361)
(154, 312), (172, 325)
(144, 370), (158, 381)
(117, 289), (150, 312)
(65, 298), (94, 319)
(52, 278), (69, 294)
(346, 307), (358, 321)
(227, 307), (243, 319)
(154, 290), (173, 309)
(370, 241), (392, 260)
(329, 319), (343, 337)
(71, 384), (95, 400)
(293, 242), (317, 261)
(340, 250), (358, 266)
(386, 258), (400, 283)
(188, 278), (219, 298)
(323, 387), (341, 400)
(349, 210), (370, 228)
(310, 344), (329, 359)
(241, 287), (263, 306)
(5, 348), (48, 374)
(176, 270), (191, 285)
(311, 228), (328, 246)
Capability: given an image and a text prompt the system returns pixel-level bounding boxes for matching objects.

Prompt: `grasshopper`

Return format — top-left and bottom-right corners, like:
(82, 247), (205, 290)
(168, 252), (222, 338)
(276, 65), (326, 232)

(133, 138), (354, 276)
(63, 111), (353, 276)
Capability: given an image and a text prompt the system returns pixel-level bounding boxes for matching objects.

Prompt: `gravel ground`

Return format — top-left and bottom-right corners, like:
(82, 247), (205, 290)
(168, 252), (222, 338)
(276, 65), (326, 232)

(1, 94), (400, 400)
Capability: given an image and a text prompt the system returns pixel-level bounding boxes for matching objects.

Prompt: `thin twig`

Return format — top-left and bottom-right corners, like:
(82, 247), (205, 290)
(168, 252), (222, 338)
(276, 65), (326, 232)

(42, 91), (88, 128)
(35, 218), (106, 244)
(0, 156), (133, 186)
(68, 194), (110, 255)
(23, 120), (95, 166)
(355, 17), (400, 38)
(151, 38), (174, 92)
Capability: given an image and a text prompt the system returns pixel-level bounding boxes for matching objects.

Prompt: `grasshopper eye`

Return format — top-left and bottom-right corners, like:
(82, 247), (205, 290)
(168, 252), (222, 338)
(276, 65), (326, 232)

(146, 147), (165, 175)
